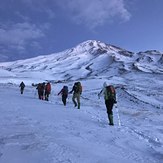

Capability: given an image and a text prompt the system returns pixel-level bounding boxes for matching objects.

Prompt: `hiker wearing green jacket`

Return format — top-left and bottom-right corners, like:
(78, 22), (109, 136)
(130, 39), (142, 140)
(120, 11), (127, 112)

(98, 82), (117, 125)
(69, 82), (82, 109)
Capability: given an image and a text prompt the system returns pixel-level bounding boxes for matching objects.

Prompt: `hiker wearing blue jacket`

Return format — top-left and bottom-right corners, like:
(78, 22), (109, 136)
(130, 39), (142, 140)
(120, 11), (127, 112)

(58, 86), (68, 106)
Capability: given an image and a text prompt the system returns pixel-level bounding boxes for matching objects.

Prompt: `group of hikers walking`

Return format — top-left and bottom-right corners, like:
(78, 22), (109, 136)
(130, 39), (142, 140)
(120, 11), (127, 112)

(34, 81), (82, 109)
(58, 81), (82, 109)
(36, 82), (51, 101)
(19, 81), (117, 126)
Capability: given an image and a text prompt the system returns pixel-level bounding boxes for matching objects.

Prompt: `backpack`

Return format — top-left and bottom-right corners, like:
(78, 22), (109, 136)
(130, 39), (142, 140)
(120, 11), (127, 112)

(63, 86), (68, 95)
(106, 85), (116, 100)
(74, 82), (82, 94)
(20, 82), (25, 88)
(46, 83), (51, 92)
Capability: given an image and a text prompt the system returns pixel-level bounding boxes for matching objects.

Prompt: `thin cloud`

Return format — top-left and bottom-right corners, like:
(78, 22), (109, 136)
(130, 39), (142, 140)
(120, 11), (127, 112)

(21, 0), (56, 19)
(0, 22), (45, 51)
(19, 0), (131, 28)
(57, 0), (131, 28)
(45, 9), (56, 19)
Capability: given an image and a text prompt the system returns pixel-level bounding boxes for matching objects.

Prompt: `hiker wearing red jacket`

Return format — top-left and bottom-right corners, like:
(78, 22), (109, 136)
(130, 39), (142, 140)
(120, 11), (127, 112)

(45, 82), (51, 101)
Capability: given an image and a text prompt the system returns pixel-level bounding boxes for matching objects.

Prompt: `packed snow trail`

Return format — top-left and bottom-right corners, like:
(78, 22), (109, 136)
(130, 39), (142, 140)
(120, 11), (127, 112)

(0, 85), (162, 163)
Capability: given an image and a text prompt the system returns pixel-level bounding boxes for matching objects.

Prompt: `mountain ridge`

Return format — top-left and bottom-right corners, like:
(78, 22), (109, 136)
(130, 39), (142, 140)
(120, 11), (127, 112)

(0, 40), (163, 85)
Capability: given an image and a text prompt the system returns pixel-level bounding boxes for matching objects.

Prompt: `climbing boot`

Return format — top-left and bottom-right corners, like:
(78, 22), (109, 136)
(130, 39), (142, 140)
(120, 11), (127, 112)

(73, 100), (77, 107)
(77, 103), (80, 109)
(108, 114), (114, 125)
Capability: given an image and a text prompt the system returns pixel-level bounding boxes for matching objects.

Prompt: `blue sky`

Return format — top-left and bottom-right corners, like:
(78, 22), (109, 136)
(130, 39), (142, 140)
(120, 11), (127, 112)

(0, 0), (163, 60)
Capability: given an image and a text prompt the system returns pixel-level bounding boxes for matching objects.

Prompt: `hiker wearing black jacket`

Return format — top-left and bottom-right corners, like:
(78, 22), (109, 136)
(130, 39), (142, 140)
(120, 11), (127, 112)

(19, 81), (25, 94)
(58, 86), (68, 106)
(36, 83), (45, 100)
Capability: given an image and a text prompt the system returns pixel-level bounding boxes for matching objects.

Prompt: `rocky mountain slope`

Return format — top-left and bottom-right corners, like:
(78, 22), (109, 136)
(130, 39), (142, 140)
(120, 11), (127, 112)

(0, 40), (162, 84)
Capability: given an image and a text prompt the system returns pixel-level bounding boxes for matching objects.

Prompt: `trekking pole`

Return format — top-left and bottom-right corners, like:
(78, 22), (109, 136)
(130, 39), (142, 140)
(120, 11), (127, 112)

(80, 95), (89, 100)
(115, 104), (121, 127)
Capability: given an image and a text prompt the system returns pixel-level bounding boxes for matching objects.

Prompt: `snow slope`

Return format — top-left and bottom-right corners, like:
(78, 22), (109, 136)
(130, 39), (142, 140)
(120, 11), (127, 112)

(0, 82), (162, 163)
(0, 40), (163, 163)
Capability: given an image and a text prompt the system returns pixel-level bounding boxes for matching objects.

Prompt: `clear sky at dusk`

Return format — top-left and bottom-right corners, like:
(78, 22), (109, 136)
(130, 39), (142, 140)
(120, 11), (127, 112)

(0, 0), (163, 60)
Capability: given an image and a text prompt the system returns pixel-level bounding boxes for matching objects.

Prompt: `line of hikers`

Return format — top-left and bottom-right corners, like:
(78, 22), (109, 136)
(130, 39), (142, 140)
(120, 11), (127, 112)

(58, 81), (82, 109)
(36, 82), (51, 101)
(19, 81), (117, 126)
(34, 81), (82, 109)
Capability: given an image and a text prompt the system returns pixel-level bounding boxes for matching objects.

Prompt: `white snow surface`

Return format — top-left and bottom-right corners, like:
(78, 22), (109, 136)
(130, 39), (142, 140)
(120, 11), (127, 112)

(0, 40), (163, 163)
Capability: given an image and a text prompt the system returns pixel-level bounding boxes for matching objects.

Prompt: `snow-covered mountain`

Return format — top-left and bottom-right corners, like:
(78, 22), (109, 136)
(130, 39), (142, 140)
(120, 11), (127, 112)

(0, 39), (162, 109)
(0, 40), (163, 163)
(0, 40), (162, 84)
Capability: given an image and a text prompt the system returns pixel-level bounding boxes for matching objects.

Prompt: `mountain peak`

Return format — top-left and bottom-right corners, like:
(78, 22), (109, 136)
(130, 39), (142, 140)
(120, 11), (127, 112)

(71, 40), (134, 58)
(0, 39), (163, 85)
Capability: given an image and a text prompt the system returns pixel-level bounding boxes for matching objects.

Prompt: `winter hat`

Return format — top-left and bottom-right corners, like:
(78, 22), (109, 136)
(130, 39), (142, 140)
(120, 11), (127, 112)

(103, 82), (107, 88)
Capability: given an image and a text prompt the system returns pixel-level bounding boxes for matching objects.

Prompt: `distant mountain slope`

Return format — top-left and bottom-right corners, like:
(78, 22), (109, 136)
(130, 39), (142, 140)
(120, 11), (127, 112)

(0, 40), (163, 84)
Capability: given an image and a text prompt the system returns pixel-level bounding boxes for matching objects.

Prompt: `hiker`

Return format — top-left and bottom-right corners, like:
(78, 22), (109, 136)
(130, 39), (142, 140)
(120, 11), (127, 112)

(69, 82), (82, 109)
(36, 83), (45, 100)
(98, 82), (107, 99)
(45, 82), (51, 101)
(19, 81), (25, 94)
(58, 85), (68, 106)
(98, 82), (117, 125)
